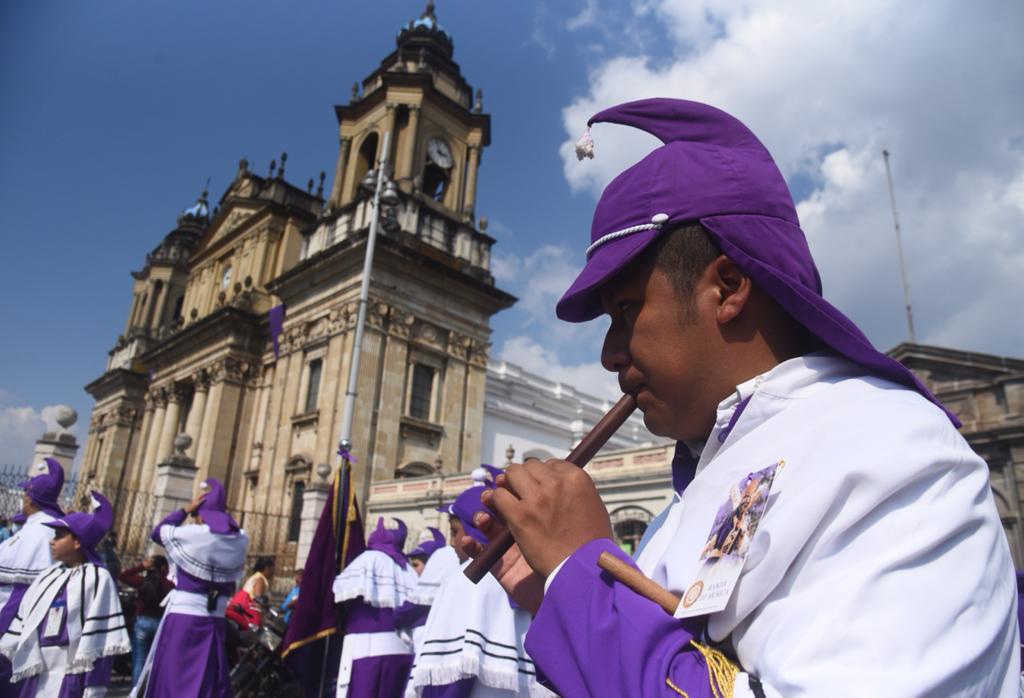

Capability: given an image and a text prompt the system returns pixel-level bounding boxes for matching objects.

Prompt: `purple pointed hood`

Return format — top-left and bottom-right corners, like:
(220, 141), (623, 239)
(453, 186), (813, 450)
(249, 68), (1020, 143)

(409, 526), (447, 559)
(44, 491), (113, 566)
(556, 98), (957, 426)
(367, 517), (408, 567)
(20, 458), (65, 518)
(197, 478), (240, 534)
(451, 486), (497, 547)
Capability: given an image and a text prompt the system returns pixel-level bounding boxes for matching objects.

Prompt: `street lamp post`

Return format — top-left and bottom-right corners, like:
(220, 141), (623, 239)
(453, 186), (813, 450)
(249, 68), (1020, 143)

(337, 132), (400, 470)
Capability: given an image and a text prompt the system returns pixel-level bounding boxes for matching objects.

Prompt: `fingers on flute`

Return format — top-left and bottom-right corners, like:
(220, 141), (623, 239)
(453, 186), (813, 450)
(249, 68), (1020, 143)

(503, 462), (542, 498)
(487, 486), (524, 524)
(460, 535), (482, 559)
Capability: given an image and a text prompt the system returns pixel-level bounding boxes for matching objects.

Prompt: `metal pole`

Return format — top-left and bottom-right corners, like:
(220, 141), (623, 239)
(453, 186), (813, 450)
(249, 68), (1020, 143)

(337, 131), (391, 458)
(882, 149), (917, 343)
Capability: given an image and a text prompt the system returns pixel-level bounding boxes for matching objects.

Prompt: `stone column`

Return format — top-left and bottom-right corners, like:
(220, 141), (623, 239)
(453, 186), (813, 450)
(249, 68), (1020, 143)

(296, 463), (333, 567)
(250, 230), (272, 288)
(157, 385), (184, 463)
(463, 143), (480, 219)
(150, 434), (199, 539)
(383, 102), (398, 164)
(183, 371), (210, 458)
(126, 396), (155, 491)
(398, 105), (420, 183)
(142, 388), (168, 470)
(330, 136), (352, 207)
(32, 406), (79, 473)
(152, 281), (169, 332)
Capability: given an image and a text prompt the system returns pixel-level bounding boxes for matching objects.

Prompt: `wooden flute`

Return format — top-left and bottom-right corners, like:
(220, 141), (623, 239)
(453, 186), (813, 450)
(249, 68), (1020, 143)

(463, 392), (639, 584)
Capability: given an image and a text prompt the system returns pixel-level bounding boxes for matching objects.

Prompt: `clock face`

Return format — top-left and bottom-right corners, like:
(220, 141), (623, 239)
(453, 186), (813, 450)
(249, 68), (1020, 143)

(427, 138), (453, 169)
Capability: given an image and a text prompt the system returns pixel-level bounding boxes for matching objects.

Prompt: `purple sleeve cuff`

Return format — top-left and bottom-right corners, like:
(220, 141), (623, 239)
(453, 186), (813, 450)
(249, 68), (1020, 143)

(150, 509), (188, 544)
(394, 601), (430, 629)
(525, 538), (716, 697)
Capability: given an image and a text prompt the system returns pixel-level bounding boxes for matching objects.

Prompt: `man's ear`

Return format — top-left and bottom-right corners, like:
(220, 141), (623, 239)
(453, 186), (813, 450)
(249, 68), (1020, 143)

(711, 257), (752, 324)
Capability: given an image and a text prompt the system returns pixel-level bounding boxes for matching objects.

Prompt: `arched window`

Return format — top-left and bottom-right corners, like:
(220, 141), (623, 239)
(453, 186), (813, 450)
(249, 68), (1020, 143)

(396, 461), (435, 479)
(610, 506), (655, 555)
(422, 163), (449, 203)
(354, 133), (379, 193)
(287, 480), (305, 542)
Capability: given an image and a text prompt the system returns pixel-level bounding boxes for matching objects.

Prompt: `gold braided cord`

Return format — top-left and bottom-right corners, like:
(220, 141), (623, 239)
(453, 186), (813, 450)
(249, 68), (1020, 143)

(662, 641), (740, 698)
(665, 677), (690, 697)
(690, 640), (739, 698)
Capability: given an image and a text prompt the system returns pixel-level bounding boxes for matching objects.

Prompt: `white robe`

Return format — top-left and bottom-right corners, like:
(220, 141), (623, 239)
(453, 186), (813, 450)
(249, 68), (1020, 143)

(635, 354), (1018, 696)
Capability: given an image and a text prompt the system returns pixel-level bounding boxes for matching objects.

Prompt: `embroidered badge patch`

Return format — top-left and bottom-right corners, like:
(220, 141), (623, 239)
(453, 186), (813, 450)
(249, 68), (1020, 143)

(675, 460), (783, 618)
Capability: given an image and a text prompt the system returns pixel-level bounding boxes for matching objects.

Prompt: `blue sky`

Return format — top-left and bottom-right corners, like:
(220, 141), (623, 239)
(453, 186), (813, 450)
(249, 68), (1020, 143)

(2, 0), (1022, 466)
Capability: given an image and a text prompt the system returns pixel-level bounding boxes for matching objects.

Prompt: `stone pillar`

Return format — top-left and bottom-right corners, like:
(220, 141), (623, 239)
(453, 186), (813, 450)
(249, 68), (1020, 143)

(398, 105), (420, 183)
(183, 371), (209, 459)
(296, 463), (333, 567)
(463, 143), (480, 220)
(152, 281), (169, 332)
(150, 434), (199, 537)
(330, 136), (352, 207)
(383, 102), (398, 164)
(142, 388), (168, 470)
(156, 385), (184, 462)
(250, 230), (271, 288)
(32, 406), (79, 473)
(194, 359), (246, 483)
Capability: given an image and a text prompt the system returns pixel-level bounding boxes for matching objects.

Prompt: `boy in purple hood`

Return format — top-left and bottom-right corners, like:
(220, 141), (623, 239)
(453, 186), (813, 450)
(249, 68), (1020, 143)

(465, 99), (1017, 696)
(332, 517), (418, 698)
(0, 492), (129, 697)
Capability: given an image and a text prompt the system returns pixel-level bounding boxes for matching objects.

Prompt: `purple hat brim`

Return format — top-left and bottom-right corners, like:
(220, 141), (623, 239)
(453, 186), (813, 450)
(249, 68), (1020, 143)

(556, 210), (958, 427)
(43, 522), (105, 567)
(556, 226), (664, 322)
(700, 215), (960, 427)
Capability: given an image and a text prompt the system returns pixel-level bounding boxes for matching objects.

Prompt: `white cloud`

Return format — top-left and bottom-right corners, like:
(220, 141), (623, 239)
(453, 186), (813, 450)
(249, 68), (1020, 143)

(557, 0), (1024, 357)
(0, 394), (82, 469)
(492, 244), (619, 398)
(498, 335), (620, 401)
(528, 3), (556, 59)
(567, 0), (600, 31)
(0, 405), (47, 467)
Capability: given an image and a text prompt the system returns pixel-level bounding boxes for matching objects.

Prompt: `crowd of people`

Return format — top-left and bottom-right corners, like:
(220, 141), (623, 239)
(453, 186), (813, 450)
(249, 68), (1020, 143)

(0, 458), (261, 697)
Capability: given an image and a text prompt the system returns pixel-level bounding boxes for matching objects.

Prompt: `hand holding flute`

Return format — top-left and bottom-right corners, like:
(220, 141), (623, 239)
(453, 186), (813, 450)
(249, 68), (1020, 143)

(460, 394), (637, 611)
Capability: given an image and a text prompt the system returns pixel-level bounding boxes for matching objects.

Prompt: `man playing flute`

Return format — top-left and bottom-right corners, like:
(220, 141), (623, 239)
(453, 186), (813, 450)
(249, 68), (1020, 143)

(464, 98), (1018, 696)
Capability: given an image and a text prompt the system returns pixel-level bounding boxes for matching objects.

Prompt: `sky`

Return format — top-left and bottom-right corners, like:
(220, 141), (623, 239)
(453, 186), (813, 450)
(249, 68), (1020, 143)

(1, 0), (1022, 467)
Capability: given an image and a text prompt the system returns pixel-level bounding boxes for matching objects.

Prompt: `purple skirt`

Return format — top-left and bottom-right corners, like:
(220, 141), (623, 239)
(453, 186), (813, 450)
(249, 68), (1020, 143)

(144, 613), (231, 698)
(347, 654), (414, 698)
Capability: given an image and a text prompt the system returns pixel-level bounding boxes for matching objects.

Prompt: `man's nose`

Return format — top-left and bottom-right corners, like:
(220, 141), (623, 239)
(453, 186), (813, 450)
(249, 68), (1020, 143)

(601, 325), (628, 373)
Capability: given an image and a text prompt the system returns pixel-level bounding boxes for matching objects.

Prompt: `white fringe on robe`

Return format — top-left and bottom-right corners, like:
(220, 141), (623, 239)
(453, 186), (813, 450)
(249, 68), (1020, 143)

(0, 563), (130, 682)
(406, 561), (554, 698)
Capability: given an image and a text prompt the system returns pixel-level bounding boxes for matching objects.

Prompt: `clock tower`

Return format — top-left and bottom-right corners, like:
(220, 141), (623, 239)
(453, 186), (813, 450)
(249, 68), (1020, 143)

(326, 1), (490, 225)
(265, 2), (514, 511)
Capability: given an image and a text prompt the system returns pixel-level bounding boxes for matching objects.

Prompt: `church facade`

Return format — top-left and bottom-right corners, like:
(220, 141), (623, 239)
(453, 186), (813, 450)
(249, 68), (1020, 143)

(80, 5), (514, 560)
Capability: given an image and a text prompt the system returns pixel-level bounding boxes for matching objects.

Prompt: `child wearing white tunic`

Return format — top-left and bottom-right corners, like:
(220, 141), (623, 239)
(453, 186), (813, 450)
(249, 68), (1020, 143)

(0, 492), (129, 697)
